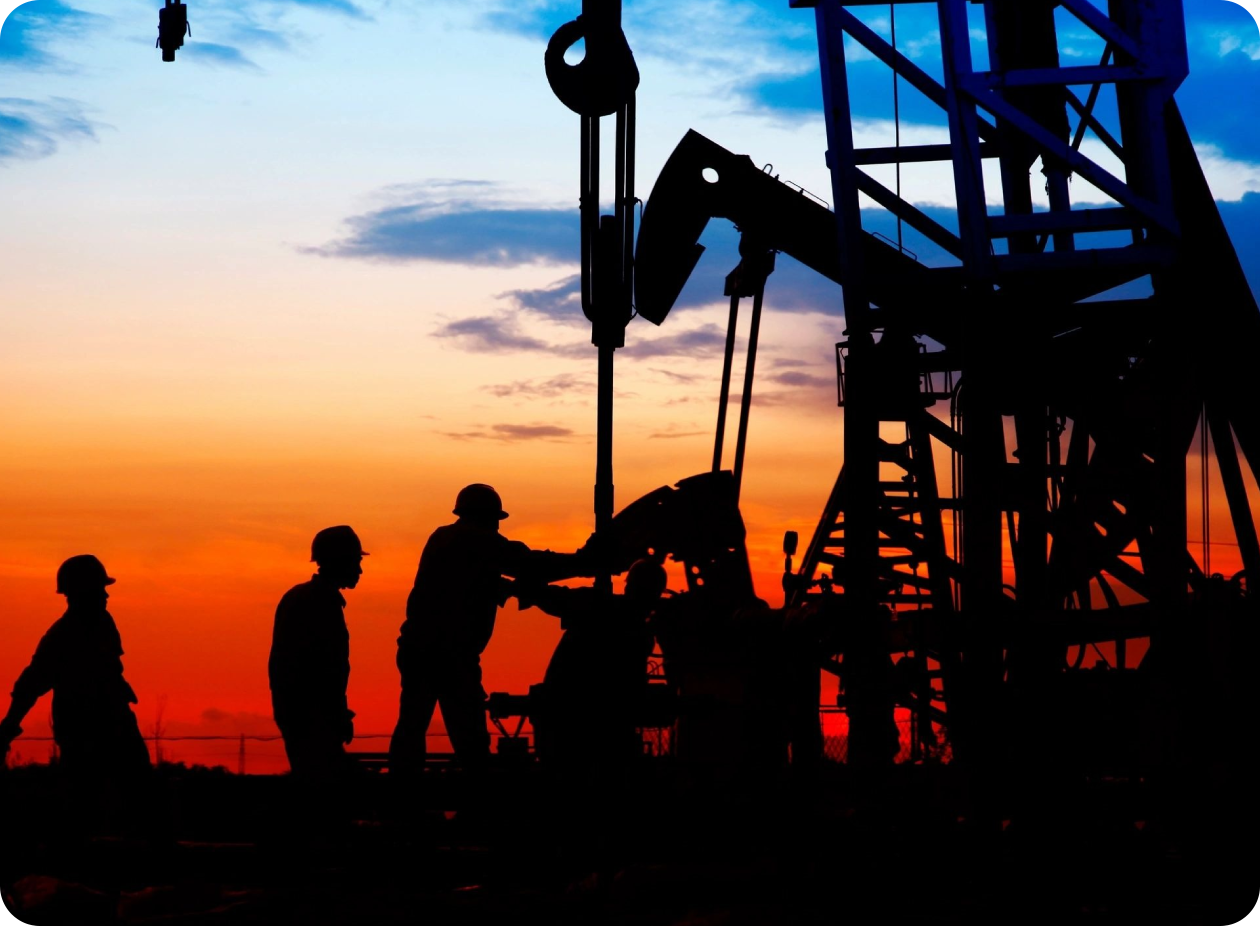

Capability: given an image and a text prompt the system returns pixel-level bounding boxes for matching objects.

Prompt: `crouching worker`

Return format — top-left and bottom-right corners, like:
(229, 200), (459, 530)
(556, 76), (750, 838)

(516, 559), (666, 872)
(268, 526), (366, 844)
(0, 556), (153, 843)
(524, 559), (666, 768)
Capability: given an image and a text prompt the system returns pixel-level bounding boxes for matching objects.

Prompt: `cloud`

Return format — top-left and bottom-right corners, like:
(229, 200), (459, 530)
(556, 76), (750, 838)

(648, 428), (707, 439)
(434, 309), (729, 361)
(1219, 190), (1260, 300)
(485, 372), (591, 398)
(1195, 143), (1260, 202)
(0, 96), (96, 163)
(0, 0), (102, 71)
(263, 0), (369, 18)
(440, 422), (575, 442)
(650, 367), (705, 384)
(182, 42), (260, 69)
(225, 20), (291, 51)
(498, 274), (584, 324)
(491, 423), (573, 440)
(433, 314), (552, 353)
(620, 323), (728, 359)
(766, 370), (833, 388)
(307, 180), (577, 266)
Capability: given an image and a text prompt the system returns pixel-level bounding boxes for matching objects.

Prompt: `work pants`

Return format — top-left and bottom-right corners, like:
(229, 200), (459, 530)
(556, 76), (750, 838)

(277, 719), (351, 844)
(56, 707), (156, 841)
(389, 653), (489, 773)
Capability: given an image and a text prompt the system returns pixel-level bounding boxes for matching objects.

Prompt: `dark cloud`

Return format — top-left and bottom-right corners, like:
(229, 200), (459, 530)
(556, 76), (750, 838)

(0, 96), (95, 163)
(620, 323), (728, 359)
(0, 0), (102, 71)
(767, 370), (833, 388)
(434, 310), (729, 362)
(485, 372), (591, 398)
(183, 42), (260, 69)
(433, 314), (551, 353)
(498, 274), (584, 324)
(308, 182), (577, 266)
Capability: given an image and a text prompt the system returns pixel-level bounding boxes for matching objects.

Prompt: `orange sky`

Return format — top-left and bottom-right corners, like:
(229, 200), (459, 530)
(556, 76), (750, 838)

(3, 373), (1253, 774)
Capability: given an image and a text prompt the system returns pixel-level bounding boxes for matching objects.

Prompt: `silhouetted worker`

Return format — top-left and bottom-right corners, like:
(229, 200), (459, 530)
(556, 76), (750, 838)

(389, 484), (597, 776)
(525, 558), (666, 766)
(0, 556), (152, 837)
(515, 560), (665, 872)
(269, 526), (365, 788)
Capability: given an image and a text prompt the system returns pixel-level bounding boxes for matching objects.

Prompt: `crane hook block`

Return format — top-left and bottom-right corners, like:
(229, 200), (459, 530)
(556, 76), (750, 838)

(545, 15), (639, 117)
(157, 0), (190, 62)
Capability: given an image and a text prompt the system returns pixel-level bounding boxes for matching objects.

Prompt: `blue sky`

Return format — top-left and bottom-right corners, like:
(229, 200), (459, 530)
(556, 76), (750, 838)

(2, 1), (1259, 369)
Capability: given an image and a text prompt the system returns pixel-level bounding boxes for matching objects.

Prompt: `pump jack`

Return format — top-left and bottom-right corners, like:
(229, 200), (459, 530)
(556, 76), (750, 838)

(626, 0), (1257, 791)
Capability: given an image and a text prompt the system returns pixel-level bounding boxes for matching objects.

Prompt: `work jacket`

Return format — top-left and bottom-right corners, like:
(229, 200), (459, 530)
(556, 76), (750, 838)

(397, 520), (586, 662)
(10, 606), (139, 745)
(269, 576), (351, 731)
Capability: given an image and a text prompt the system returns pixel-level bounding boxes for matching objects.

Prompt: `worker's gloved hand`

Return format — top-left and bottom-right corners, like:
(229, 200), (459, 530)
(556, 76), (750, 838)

(578, 530), (631, 576)
(341, 710), (355, 745)
(497, 577), (516, 608)
(512, 578), (543, 611)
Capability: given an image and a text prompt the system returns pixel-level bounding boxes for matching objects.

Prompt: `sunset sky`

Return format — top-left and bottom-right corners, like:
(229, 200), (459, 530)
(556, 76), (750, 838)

(2, 0), (1258, 772)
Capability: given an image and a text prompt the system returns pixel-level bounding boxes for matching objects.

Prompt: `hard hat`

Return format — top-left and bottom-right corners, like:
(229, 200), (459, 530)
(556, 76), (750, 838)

(56, 555), (116, 595)
(311, 526), (369, 564)
(625, 558), (667, 599)
(453, 484), (509, 520)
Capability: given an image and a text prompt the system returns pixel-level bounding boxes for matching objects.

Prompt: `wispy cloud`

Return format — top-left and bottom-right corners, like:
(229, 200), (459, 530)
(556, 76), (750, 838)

(648, 427), (707, 440)
(497, 274), (584, 325)
(766, 370), (832, 388)
(440, 422), (575, 442)
(620, 323), (728, 359)
(182, 42), (260, 69)
(433, 314), (552, 353)
(265, 0), (370, 19)
(484, 372), (591, 398)
(650, 368), (705, 384)
(0, 0), (103, 71)
(434, 309), (728, 361)
(0, 96), (96, 163)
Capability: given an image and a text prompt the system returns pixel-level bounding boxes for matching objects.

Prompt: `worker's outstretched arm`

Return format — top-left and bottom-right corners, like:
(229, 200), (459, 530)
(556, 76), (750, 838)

(0, 638), (57, 755)
(505, 531), (630, 583)
(510, 582), (593, 627)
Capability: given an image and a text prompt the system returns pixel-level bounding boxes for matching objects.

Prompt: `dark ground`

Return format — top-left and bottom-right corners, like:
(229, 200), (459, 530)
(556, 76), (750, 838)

(2, 758), (1257, 926)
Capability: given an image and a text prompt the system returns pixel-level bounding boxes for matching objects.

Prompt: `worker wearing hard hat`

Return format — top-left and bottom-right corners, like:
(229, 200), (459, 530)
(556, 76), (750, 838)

(269, 525), (367, 784)
(0, 555), (152, 833)
(389, 484), (599, 777)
